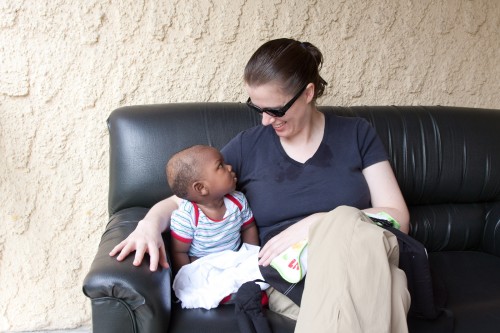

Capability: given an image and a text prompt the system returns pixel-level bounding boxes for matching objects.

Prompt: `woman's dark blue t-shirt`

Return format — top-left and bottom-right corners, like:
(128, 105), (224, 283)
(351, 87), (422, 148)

(221, 113), (388, 241)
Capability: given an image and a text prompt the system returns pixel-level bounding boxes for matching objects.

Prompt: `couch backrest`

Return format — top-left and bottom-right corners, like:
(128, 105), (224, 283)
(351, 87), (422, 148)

(107, 104), (500, 253)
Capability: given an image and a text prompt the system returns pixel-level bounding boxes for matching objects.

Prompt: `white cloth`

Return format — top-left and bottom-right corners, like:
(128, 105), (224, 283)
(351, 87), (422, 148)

(172, 243), (268, 309)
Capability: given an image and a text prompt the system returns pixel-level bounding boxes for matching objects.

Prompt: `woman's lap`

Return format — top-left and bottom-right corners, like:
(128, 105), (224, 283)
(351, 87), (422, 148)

(265, 206), (410, 333)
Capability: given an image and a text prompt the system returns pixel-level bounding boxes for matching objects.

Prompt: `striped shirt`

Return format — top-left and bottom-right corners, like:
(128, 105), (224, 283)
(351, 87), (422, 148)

(170, 191), (255, 257)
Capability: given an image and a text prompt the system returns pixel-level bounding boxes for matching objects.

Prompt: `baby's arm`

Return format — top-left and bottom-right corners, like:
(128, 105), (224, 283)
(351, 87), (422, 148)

(171, 237), (192, 273)
(241, 222), (259, 246)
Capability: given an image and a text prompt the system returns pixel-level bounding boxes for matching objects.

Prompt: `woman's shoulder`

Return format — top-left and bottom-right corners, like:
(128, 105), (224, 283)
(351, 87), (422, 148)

(236, 124), (271, 140)
(324, 113), (373, 134)
(325, 112), (370, 126)
(224, 124), (272, 151)
(222, 124), (273, 170)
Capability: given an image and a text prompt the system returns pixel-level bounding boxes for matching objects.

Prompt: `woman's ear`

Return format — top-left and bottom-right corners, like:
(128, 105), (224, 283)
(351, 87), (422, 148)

(305, 83), (315, 103)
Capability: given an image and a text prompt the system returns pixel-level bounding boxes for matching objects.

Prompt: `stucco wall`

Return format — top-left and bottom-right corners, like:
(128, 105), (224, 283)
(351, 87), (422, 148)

(0, 0), (499, 331)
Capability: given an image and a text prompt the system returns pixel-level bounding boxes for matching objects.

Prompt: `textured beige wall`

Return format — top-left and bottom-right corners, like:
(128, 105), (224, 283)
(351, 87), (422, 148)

(0, 0), (499, 331)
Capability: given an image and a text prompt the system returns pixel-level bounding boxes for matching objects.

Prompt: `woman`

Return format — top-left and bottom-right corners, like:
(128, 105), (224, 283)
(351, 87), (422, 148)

(110, 38), (410, 332)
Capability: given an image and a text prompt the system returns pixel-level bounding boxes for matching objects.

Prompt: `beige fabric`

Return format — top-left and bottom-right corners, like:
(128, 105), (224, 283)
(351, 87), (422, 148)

(293, 206), (410, 333)
(267, 287), (300, 321)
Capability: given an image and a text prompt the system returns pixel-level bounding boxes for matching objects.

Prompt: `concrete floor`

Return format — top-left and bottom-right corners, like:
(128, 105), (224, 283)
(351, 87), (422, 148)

(8, 328), (91, 333)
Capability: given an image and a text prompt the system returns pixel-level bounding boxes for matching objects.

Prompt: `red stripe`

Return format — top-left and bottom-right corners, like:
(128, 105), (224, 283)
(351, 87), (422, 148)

(242, 216), (255, 227)
(225, 193), (242, 211)
(192, 202), (200, 226)
(171, 231), (192, 244)
(220, 294), (232, 304)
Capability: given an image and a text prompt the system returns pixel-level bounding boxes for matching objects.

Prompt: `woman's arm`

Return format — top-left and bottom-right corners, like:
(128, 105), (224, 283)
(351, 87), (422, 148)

(109, 195), (181, 271)
(362, 160), (410, 233)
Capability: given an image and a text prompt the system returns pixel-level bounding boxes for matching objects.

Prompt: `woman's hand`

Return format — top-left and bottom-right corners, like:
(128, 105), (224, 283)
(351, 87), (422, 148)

(109, 219), (169, 271)
(109, 195), (180, 271)
(258, 213), (325, 266)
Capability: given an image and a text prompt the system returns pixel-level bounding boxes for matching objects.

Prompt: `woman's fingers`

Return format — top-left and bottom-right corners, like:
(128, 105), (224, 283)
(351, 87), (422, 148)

(109, 240), (126, 257)
(259, 235), (288, 266)
(108, 227), (169, 271)
(258, 219), (312, 266)
(158, 244), (170, 269)
(133, 243), (147, 267)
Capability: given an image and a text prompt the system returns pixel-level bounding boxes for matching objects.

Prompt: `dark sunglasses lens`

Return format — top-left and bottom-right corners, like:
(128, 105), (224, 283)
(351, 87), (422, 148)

(266, 109), (283, 117)
(247, 102), (262, 113)
(271, 109), (286, 117)
(247, 100), (284, 117)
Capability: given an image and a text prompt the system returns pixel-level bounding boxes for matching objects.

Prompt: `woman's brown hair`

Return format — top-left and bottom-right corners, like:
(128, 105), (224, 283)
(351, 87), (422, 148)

(244, 38), (327, 102)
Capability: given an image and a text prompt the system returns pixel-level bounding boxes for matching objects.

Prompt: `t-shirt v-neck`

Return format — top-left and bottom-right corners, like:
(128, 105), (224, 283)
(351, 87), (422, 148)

(272, 122), (327, 167)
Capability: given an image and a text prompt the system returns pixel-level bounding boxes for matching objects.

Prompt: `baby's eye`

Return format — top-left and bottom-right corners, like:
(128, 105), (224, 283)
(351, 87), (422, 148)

(218, 163), (224, 168)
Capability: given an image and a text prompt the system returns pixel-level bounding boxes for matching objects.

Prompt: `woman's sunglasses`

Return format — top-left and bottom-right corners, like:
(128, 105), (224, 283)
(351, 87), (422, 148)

(246, 84), (308, 117)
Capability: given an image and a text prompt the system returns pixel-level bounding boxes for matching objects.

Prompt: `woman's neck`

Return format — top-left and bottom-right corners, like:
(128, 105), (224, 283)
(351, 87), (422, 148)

(280, 109), (325, 163)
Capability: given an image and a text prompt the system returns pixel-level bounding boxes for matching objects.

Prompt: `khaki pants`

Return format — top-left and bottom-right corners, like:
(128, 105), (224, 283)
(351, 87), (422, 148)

(269, 206), (410, 333)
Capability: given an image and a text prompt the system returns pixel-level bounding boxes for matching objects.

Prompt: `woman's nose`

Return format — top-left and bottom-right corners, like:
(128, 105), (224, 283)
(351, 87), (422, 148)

(261, 113), (275, 126)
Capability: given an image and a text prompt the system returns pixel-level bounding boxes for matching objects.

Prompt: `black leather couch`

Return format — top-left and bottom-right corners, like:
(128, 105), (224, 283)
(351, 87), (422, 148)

(83, 104), (500, 333)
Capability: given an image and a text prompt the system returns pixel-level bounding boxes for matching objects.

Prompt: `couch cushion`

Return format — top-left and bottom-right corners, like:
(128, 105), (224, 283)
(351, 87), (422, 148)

(107, 103), (260, 215)
(409, 203), (486, 252)
(168, 302), (295, 333)
(429, 251), (500, 332)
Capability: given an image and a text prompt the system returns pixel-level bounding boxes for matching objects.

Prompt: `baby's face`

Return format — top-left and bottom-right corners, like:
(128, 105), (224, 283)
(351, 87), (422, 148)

(199, 148), (237, 197)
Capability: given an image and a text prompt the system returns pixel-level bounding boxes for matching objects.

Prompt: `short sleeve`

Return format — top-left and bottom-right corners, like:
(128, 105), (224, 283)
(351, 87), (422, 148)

(357, 119), (389, 169)
(170, 205), (196, 243)
(232, 191), (254, 227)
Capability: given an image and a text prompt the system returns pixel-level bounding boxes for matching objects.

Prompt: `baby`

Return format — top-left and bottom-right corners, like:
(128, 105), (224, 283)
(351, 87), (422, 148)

(167, 145), (259, 273)
(168, 145), (306, 309)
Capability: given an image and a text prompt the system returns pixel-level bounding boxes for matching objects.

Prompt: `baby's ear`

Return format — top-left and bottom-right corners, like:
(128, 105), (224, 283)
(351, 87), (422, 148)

(192, 181), (208, 196)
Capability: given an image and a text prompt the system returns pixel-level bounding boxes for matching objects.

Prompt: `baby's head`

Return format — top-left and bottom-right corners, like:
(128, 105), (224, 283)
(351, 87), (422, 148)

(167, 145), (208, 199)
(166, 145), (236, 201)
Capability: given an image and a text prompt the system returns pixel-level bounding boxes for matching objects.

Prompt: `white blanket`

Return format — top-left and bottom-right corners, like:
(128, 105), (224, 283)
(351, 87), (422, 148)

(172, 243), (267, 309)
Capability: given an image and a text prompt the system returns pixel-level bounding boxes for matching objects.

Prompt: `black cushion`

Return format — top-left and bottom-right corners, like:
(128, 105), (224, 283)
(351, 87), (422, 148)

(429, 251), (500, 332)
(168, 302), (295, 333)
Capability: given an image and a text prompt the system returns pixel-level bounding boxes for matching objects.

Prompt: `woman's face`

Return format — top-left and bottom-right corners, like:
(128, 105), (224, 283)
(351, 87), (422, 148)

(246, 82), (312, 139)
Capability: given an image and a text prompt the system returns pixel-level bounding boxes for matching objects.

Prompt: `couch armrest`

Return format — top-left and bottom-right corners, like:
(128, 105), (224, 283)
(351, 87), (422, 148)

(83, 208), (172, 333)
